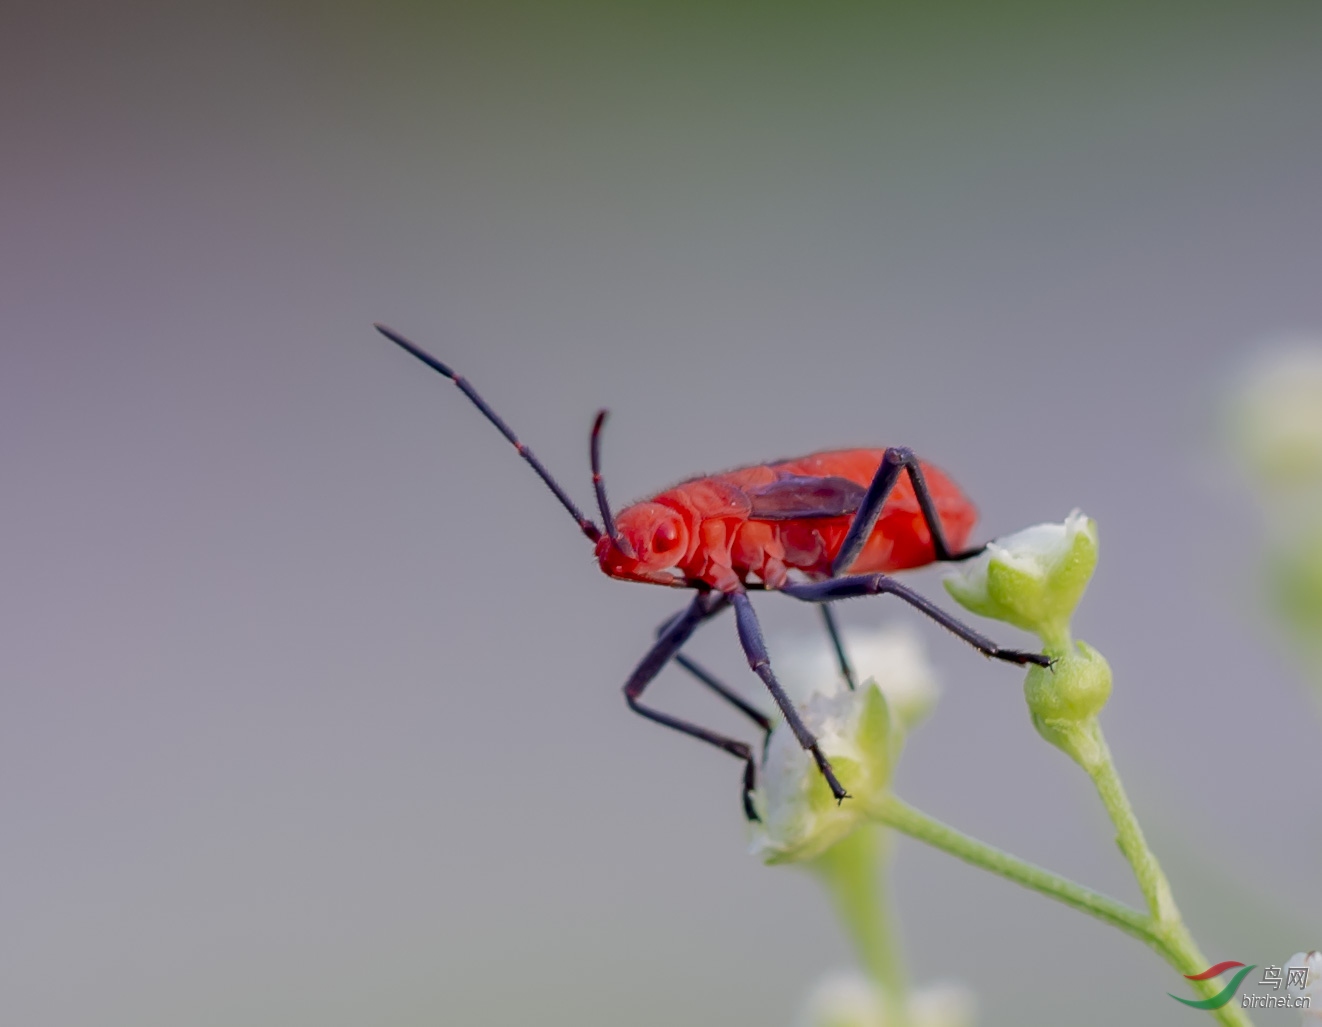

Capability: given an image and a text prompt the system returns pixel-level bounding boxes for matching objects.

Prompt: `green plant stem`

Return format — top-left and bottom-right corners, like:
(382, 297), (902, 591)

(865, 793), (1150, 940)
(865, 794), (1255, 1027)
(1029, 631), (1254, 1024)
(814, 825), (908, 1026)
(1069, 719), (1254, 1026)
(1076, 721), (1178, 922)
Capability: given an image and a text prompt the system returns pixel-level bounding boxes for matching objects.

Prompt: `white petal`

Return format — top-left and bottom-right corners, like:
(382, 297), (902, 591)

(988, 510), (1092, 578)
(847, 624), (940, 730)
(750, 686), (871, 862)
(795, 971), (885, 1027)
(909, 982), (976, 1027)
(795, 973), (976, 1027)
(768, 624), (939, 727)
(1286, 950), (1322, 1003)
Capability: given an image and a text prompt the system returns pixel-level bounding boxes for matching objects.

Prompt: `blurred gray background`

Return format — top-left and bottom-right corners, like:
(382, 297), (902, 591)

(3, 2), (1320, 1024)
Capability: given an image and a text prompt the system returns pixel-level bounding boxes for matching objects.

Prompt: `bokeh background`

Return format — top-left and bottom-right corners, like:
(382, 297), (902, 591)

(4, 3), (1321, 1025)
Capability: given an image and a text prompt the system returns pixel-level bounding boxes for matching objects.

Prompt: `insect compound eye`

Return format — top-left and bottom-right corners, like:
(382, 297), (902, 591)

(652, 519), (681, 554)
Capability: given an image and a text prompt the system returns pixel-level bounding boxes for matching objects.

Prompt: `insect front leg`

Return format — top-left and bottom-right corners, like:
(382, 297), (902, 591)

(624, 592), (763, 821)
(833, 446), (984, 576)
(653, 604), (775, 749)
(728, 591), (850, 804)
(660, 604), (865, 748)
(780, 575), (1050, 667)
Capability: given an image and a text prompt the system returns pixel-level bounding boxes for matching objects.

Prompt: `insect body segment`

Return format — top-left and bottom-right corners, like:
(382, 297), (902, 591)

(377, 324), (1049, 821)
(599, 451), (978, 593)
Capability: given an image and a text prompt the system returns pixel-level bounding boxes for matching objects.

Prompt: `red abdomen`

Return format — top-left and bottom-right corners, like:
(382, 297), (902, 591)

(645, 449), (977, 590)
(760, 450), (975, 575)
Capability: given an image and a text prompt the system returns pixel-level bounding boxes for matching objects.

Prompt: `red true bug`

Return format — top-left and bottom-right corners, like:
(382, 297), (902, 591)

(376, 324), (1048, 819)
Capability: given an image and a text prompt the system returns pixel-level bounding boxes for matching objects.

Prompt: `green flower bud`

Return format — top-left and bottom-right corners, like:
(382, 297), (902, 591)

(1024, 642), (1111, 766)
(944, 511), (1098, 648)
(1025, 641), (1112, 723)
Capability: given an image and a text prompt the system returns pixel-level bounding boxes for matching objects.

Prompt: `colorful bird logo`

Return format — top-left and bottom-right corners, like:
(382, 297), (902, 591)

(1169, 962), (1256, 1009)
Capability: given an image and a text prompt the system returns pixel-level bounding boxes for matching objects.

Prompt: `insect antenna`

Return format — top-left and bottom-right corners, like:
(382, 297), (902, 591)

(590, 410), (636, 558)
(375, 324), (603, 543)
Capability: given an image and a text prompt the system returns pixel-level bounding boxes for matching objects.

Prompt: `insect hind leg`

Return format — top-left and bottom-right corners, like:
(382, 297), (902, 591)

(625, 593), (763, 820)
(833, 446), (984, 577)
(819, 604), (858, 691)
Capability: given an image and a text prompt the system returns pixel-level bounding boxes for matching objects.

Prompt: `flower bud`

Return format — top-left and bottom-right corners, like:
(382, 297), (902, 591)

(751, 682), (894, 864)
(1025, 641), (1112, 723)
(1023, 641), (1112, 765)
(944, 511), (1098, 647)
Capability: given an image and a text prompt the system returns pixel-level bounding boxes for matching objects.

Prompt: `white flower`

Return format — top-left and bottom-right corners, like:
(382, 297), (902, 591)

(944, 511), (1098, 644)
(1227, 344), (1322, 486)
(773, 623), (941, 731)
(908, 982), (977, 1027)
(796, 971), (882, 1027)
(750, 625), (941, 863)
(1285, 950), (1322, 1022)
(750, 680), (893, 864)
(795, 971), (975, 1027)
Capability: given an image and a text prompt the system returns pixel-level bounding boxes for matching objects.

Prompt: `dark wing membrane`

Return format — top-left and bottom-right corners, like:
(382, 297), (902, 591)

(746, 475), (866, 520)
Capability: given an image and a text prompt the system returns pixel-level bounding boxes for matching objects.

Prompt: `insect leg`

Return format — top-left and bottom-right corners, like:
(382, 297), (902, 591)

(832, 447), (982, 576)
(819, 604), (858, 691)
(728, 591), (850, 804)
(652, 600), (773, 736)
(625, 592), (763, 820)
(673, 653), (774, 735)
(781, 575), (1050, 667)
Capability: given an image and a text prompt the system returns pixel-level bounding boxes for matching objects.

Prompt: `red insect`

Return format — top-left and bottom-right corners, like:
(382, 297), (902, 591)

(377, 325), (1047, 819)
